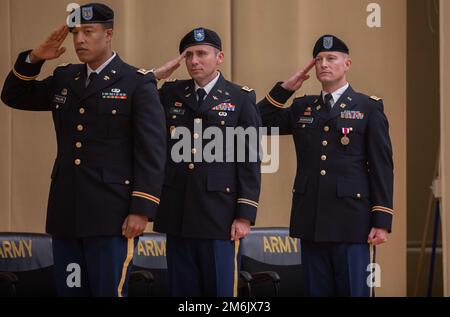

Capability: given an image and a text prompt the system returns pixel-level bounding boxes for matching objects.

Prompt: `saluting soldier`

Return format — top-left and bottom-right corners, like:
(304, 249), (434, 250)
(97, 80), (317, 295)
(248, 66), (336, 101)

(151, 27), (261, 297)
(1, 3), (166, 297)
(258, 35), (394, 297)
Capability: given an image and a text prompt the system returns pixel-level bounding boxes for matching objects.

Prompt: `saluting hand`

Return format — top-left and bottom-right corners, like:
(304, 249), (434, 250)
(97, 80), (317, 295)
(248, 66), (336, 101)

(153, 52), (186, 80)
(29, 25), (69, 64)
(122, 214), (149, 239)
(281, 59), (316, 91)
(230, 218), (251, 241)
(368, 227), (389, 246)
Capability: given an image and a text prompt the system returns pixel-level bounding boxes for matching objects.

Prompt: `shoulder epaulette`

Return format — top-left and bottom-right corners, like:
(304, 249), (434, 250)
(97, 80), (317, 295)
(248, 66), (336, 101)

(164, 78), (177, 83)
(241, 86), (254, 93)
(370, 95), (382, 102)
(137, 68), (153, 75)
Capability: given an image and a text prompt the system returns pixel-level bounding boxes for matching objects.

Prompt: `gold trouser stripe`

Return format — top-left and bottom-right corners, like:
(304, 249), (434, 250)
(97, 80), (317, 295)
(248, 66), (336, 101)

(266, 94), (285, 108)
(369, 243), (375, 298)
(12, 68), (38, 81)
(233, 240), (240, 298)
(117, 238), (134, 298)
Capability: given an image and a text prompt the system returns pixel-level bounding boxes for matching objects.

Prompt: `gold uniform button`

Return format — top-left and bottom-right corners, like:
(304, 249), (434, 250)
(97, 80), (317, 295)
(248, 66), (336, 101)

(321, 155), (327, 161)
(301, 124), (306, 128)
(125, 180), (130, 185)
(225, 187), (231, 193)
(79, 108), (85, 114)
(322, 140), (328, 146)
(75, 142), (82, 149)
(74, 159), (81, 166)
(194, 133), (200, 139)
(357, 193), (362, 199)
(77, 124), (84, 132)
(188, 163), (195, 170)
(191, 148), (197, 155)
(195, 118), (202, 124)
(112, 110), (117, 115)
(172, 115), (177, 119)
(324, 126), (330, 132)
(221, 120), (225, 126)
(320, 170), (327, 176)
(55, 105), (60, 109)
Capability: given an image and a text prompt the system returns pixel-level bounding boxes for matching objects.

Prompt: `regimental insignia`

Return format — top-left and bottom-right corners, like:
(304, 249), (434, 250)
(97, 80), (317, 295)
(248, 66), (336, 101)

(194, 28), (205, 42)
(241, 86), (254, 93)
(340, 103), (347, 109)
(370, 95), (382, 101)
(137, 69), (152, 75)
(323, 36), (333, 49)
(61, 88), (68, 96)
(103, 75), (110, 81)
(82, 6), (93, 21)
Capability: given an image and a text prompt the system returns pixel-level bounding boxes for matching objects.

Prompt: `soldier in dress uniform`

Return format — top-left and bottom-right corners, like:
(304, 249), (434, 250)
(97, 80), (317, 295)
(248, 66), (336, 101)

(151, 27), (261, 297)
(1, 3), (166, 297)
(258, 35), (394, 297)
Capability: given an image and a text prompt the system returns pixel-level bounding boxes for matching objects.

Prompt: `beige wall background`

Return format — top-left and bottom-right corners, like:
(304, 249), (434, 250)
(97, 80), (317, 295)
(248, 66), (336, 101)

(440, 0), (450, 297)
(0, 0), (406, 296)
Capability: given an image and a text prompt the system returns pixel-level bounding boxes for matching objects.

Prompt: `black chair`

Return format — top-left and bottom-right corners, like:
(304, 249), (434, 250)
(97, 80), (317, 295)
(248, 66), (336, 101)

(129, 233), (169, 297)
(240, 227), (303, 297)
(0, 233), (56, 297)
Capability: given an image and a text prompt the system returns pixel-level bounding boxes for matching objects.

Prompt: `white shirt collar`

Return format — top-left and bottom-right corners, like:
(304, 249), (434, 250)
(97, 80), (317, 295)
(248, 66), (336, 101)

(86, 52), (117, 77)
(194, 71), (221, 97)
(322, 82), (350, 107)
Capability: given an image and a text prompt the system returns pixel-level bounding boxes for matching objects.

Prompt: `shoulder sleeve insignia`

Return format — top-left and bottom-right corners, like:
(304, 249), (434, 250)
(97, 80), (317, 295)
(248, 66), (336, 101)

(137, 68), (153, 75)
(57, 63), (70, 68)
(164, 78), (177, 83)
(241, 86), (254, 93)
(370, 95), (382, 102)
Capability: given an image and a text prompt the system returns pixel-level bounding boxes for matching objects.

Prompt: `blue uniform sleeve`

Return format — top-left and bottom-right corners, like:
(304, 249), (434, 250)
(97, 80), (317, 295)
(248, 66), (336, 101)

(129, 73), (167, 221)
(257, 82), (296, 135)
(235, 90), (261, 225)
(366, 100), (394, 232)
(1, 50), (53, 111)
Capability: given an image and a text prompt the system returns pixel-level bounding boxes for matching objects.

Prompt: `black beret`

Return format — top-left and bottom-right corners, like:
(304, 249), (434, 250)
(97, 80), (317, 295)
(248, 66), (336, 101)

(77, 3), (114, 25)
(179, 28), (222, 54)
(313, 35), (349, 58)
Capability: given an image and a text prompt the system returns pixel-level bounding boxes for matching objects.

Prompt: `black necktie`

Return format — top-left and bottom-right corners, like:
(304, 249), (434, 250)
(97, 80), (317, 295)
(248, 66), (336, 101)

(196, 88), (207, 109)
(324, 93), (333, 112)
(86, 72), (98, 87)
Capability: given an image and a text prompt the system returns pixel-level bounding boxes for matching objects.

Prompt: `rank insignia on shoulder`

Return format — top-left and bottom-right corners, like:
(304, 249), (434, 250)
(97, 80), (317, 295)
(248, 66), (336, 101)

(370, 95), (382, 101)
(294, 95), (306, 100)
(165, 78), (177, 83)
(137, 68), (153, 75)
(57, 63), (70, 68)
(241, 86), (254, 93)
